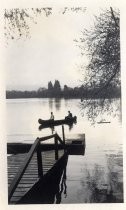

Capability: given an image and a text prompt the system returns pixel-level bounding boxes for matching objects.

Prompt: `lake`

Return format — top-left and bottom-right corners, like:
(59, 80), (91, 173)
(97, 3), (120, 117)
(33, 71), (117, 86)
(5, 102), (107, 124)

(6, 98), (123, 203)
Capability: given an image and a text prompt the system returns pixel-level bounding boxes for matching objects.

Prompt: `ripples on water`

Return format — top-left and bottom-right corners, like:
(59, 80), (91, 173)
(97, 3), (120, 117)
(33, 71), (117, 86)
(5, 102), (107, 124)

(6, 98), (123, 203)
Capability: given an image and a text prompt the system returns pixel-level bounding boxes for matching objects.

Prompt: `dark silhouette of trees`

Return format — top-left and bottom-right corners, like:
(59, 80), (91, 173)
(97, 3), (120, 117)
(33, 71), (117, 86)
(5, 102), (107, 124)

(63, 85), (69, 98)
(53, 80), (62, 97)
(76, 7), (120, 98)
(37, 87), (47, 97)
(48, 81), (53, 90)
(48, 81), (54, 97)
(54, 80), (61, 91)
(74, 7), (121, 123)
(6, 81), (120, 99)
(6, 90), (38, 98)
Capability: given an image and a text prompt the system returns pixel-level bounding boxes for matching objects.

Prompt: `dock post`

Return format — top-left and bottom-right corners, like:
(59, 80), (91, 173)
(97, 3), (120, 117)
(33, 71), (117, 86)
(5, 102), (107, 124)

(62, 125), (65, 152)
(37, 142), (43, 178)
(55, 135), (58, 160)
(62, 125), (65, 144)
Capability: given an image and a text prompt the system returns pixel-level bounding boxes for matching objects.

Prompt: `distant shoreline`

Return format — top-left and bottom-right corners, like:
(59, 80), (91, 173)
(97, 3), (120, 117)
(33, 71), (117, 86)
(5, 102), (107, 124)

(6, 80), (121, 100)
(6, 96), (121, 100)
(6, 85), (121, 100)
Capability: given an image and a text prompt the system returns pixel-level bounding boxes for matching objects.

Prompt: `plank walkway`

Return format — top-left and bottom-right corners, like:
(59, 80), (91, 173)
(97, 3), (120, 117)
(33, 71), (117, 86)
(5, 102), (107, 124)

(7, 133), (85, 204)
(8, 150), (64, 204)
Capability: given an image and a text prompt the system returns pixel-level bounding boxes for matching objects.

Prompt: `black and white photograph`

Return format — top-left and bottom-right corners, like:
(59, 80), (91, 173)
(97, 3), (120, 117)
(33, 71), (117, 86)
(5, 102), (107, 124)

(0, 0), (125, 208)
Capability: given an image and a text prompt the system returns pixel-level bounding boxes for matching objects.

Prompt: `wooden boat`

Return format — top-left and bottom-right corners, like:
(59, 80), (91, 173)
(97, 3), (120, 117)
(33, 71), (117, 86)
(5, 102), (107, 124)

(97, 121), (111, 124)
(38, 116), (77, 126)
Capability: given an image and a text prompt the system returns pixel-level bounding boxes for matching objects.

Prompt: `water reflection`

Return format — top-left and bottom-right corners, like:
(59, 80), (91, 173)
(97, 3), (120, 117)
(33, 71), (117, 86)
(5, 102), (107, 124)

(106, 153), (123, 202)
(64, 99), (69, 108)
(48, 98), (53, 110)
(55, 167), (67, 203)
(38, 121), (77, 133)
(79, 152), (123, 203)
(7, 98), (123, 203)
(38, 125), (55, 134)
(68, 123), (73, 131)
(80, 98), (121, 124)
(48, 98), (62, 111)
(54, 98), (61, 111)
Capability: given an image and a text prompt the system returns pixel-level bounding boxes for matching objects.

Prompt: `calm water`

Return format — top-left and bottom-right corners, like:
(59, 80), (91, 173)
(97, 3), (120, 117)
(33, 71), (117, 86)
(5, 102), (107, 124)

(6, 98), (123, 203)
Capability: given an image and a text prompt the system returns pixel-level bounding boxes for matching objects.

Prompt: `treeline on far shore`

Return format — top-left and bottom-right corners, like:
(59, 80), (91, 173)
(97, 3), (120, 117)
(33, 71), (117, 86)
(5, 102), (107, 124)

(6, 80), (121, 99)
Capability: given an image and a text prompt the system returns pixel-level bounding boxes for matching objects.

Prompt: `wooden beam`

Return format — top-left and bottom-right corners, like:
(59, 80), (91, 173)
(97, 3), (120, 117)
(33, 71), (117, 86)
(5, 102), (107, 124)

(56, 134), (64, 145)
(39, 134), (56, 142)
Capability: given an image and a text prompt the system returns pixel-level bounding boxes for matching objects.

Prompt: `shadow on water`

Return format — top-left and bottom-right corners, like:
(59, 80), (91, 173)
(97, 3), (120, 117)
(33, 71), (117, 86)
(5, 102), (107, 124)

(39, 125), (55, 134)
(17, 153), (68, 204)
(38, 121), (77, 134)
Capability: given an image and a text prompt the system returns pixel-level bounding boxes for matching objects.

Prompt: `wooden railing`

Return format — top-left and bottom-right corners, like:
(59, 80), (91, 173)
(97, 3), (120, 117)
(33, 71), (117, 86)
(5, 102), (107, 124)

(8, 129), (65, 202)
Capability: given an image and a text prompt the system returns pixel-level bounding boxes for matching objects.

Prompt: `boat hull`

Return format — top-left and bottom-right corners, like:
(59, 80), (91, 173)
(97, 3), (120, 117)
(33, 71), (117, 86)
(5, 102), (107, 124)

(38, 116), (77, 127)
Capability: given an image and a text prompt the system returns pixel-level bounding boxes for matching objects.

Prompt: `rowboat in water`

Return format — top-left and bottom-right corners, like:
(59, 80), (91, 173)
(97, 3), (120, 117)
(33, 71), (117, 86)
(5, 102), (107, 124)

(38, 116), (77, 127)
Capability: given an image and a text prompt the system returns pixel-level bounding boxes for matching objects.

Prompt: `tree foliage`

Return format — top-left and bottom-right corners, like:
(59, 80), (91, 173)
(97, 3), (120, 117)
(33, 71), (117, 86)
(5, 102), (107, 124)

(48, 81), (53, 90)
(4, 8), (52, 41)
(76, 7), (121, 123)
(54, 80), (61, 91)
(76, 7), (120, 98)
(4, 7), (86, 42)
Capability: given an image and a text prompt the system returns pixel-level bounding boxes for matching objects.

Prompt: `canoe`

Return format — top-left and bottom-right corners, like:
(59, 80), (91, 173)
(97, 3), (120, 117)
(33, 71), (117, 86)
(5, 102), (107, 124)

(97, 121), (111, 124)
(38, 116), (77, 126)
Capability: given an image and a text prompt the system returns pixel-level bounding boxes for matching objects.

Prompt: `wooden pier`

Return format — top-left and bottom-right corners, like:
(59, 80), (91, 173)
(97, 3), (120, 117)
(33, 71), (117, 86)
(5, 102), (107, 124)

(7, 127), (85, 204)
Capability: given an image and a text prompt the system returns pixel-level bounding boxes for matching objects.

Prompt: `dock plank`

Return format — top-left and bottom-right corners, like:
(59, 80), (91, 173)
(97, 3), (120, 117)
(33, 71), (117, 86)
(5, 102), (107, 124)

(8, 149), (64, 204)
(8, 134), (85, 204)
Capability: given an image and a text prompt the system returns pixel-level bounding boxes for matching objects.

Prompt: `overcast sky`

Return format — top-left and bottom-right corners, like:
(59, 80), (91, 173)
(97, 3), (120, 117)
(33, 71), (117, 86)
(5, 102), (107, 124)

(5, 7), (101, 90)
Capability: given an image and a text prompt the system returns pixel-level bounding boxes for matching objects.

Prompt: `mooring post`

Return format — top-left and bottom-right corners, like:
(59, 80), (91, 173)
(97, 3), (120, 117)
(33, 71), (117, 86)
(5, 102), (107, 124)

(62, 125), (65, 152)
(62, 125), (65, 144)
(37, 141), (43, 178)
(55, 134), (58, 160)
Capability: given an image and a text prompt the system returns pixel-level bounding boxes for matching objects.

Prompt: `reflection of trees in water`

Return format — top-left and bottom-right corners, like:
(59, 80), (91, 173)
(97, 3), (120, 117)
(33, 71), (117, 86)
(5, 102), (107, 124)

(48, 98), (53, 110)
(48, 98), (62, 111)
(64, 99), (69, 108)
(68, 123), (73, 131)
(80, 152), (123, 203)
(106, 153), (123, 202)
(54, 98), (61, 111)
(80, 98), (121, 124)
(84, 164), (107, 203)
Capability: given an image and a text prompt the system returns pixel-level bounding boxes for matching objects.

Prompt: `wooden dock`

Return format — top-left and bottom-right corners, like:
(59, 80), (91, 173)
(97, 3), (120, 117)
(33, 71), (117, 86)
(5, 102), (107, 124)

(8, 150), (64, 204)
(7, 134), (85, 155)
(7, 128), (85, 204)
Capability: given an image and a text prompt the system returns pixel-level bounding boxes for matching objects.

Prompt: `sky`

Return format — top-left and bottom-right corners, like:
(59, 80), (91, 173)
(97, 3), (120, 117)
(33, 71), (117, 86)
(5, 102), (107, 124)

(5, 6), (102, 90)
